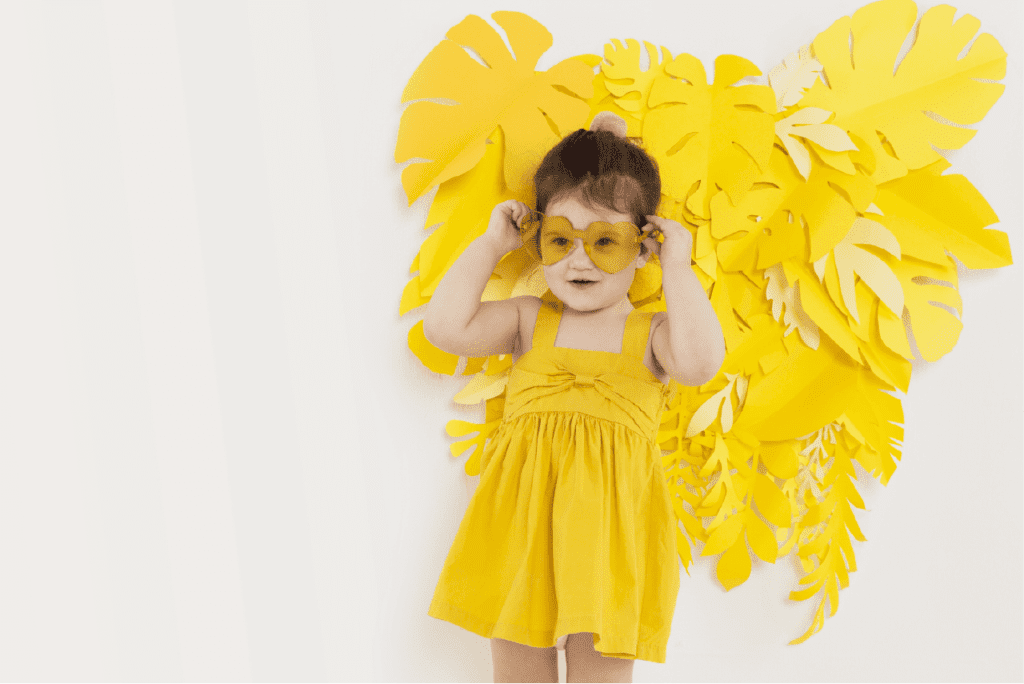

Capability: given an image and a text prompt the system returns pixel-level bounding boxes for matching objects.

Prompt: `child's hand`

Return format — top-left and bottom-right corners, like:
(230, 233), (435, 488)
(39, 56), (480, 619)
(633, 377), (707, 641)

(641, 215), (694, 266)
(482, 200), (532, 256)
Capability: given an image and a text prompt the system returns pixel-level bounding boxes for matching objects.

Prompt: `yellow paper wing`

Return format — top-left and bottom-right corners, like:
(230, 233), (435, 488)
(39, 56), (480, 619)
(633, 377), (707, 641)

(396, 12), (594, 202)
(801, 0), (1006, 185)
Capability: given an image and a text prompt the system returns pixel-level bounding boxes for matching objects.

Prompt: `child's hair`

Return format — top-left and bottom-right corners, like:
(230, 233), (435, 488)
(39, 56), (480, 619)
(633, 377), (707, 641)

(534, 128), (661, 229)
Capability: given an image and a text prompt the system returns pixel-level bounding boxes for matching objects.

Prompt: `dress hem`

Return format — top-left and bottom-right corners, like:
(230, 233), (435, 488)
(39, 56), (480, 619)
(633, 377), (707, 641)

(427, 598), (668, 664)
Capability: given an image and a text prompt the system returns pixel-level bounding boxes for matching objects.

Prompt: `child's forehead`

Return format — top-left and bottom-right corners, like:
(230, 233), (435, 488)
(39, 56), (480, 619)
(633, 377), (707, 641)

(545, 194), (633, 225)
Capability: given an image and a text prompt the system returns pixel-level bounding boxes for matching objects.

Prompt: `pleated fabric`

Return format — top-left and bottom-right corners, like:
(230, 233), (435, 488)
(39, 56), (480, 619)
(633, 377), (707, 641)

(428, 296), (679, 663)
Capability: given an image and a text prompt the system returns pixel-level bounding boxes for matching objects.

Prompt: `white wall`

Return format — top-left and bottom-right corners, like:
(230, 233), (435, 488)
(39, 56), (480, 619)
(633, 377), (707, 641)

(0, 0), (1018, 681)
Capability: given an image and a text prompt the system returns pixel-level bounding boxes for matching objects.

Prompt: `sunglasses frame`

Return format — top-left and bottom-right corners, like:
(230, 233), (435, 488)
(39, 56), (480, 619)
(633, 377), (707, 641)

(517, 211), (660, 273)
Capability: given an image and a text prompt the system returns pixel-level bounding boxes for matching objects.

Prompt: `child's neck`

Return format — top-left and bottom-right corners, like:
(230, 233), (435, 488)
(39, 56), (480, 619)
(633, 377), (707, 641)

(561, 295), (633, 319)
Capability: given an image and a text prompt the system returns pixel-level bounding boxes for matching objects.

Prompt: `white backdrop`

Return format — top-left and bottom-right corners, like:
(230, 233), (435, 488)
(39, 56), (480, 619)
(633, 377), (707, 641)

(0, 0), (1019, 681)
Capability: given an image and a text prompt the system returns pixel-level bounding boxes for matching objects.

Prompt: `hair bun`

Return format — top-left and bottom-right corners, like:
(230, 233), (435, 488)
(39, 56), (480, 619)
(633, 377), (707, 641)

(589, 111), (628, 139)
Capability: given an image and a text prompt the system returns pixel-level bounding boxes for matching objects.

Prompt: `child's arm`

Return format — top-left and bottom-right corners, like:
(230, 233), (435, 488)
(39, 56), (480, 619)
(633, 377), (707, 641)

(644, 216), (726, 386)
(422, 200), (532, 358)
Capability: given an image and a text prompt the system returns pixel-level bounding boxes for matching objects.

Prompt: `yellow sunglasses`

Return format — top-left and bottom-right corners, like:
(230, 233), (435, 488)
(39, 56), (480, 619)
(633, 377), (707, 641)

(518, 211), (658, 274)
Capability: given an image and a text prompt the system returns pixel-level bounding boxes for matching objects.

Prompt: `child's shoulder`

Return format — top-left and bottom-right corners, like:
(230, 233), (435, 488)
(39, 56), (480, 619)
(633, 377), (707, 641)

(509, 295), (544, 359)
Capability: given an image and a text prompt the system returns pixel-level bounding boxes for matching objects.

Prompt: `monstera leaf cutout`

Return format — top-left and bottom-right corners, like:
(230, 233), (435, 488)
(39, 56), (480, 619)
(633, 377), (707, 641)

(601, 39), (674, 114)
(644, 54), (776, 218)
(402, 127), (525, 315)
(396, 12), (594, 202)
(801, 0), (1007, 185)
(712, 145), (876, 272)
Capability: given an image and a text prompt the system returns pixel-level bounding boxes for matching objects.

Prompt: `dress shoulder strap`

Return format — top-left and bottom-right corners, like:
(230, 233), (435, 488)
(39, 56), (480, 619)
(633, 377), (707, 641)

(621, 309), (655, 361)
(531, 293), (562, 349)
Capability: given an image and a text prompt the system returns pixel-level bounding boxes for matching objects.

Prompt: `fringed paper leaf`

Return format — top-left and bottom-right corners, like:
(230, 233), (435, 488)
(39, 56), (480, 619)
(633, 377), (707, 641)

(765, 264), (820, 349)
(768, 44), (822, 110)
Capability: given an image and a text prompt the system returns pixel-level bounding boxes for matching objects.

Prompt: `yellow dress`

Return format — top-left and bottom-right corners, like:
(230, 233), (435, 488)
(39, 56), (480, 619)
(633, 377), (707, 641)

(428, 296), (679, 663)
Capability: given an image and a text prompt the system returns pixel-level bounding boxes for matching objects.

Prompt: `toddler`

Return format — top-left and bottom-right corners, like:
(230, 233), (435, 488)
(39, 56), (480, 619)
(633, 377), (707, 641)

(423, 112), (725, 682)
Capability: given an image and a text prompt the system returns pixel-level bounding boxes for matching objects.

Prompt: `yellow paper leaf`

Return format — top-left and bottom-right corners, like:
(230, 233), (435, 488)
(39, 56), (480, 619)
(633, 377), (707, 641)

(712, 145), (876, 271)
(453, 370), (510, 405)
(415, 128), (522, 300)
(745, 509), (779, 563)
(768, 44), (822, 110)
(812, 217), (904, 323)
(717, 312), (788, 378)
(873, 160), (1012, 269)
(841, 375), (904, 484)
(753, 473), (792, 527)
(761, 440), (800, 479)
(399, 274), (429, 315)
(716, 532), (752, 590)
(710, 271), (746, 353)
(845, 282), (912, 392)
(893, 254), (963, 362)
(601, 39), (673, 113)
(408, 320), (459, 375)
(775, 107), (857, 180)
(482, 248), (537, 302)
(802, 0), (1006, 185)
(732, 336), (860, 441)
(446, 417), (502, 476)
(644, 54), (776, 217)
(784, 259), (862, 362)
(703, 508), (744, 556)
(764, 264), (820, 349)
(685, 374), (741, 437)
(396, 12), (594, 202)
(676, 526), (694, 574)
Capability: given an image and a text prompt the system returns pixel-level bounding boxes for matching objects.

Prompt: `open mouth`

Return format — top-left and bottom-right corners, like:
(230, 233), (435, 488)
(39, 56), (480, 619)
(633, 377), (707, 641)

(569, 279), (598, 287)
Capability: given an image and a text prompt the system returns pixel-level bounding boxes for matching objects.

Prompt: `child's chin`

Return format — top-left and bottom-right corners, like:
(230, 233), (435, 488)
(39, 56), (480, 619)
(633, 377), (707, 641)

(552, 285), (612, 311)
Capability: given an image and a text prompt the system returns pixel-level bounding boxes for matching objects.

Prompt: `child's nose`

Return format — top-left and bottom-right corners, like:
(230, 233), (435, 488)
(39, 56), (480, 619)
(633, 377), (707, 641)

(567, 238), (595, 267)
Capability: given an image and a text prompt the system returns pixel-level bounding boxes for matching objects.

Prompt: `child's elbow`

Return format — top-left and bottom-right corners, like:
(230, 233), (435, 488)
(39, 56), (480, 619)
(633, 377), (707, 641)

(675, 361), (719, 387)
(689, 359), (722, 386)
(422, 309), (456, 354)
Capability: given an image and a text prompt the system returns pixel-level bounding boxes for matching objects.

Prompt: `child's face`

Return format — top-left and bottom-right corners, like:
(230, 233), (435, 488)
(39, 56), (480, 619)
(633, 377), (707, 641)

(541, 193), (647, 313)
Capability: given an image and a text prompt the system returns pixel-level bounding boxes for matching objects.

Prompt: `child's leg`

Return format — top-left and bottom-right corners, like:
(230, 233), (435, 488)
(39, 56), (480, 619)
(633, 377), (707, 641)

(490, 637), (559, 683)
(564, 632), (634, 683)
